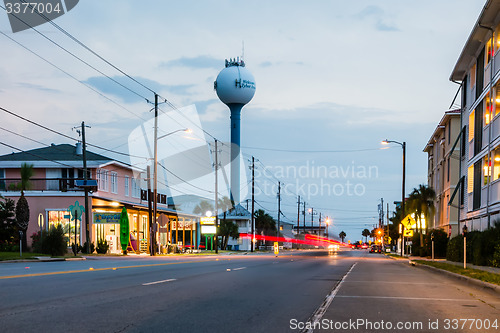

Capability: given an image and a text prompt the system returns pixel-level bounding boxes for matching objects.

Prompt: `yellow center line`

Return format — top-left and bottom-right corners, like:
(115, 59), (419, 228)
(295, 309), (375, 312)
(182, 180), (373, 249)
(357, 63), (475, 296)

(0, 259), (221, 280)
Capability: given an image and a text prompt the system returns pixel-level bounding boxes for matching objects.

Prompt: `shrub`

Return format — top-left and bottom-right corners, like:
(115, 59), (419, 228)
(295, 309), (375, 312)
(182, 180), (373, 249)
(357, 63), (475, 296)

(43, 224), (67, 256)
(96, 238), (109, 254)
(79, 241), (95, 254)
(425, 229), (448, 258)
(447, 235), (463, 262)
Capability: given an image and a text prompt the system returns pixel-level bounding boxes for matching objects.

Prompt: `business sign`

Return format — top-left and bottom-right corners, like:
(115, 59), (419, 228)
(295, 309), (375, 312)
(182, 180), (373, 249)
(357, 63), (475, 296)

(201, 225), (216, 234)
(94, 212), (121, 224)
(200, 216), (215, 225)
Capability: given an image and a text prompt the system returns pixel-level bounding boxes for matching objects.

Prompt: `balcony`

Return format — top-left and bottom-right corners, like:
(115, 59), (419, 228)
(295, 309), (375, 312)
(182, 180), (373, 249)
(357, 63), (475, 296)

(0, 178), (91, 192)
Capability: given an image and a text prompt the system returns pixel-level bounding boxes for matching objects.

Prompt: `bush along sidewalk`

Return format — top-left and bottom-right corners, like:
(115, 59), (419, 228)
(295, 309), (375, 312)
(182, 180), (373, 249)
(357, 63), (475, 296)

(446, 222), (500, 268)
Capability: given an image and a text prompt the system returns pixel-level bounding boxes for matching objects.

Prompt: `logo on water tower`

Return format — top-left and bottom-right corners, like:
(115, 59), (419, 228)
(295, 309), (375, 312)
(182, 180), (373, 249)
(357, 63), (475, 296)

(4, 0), (80, 33)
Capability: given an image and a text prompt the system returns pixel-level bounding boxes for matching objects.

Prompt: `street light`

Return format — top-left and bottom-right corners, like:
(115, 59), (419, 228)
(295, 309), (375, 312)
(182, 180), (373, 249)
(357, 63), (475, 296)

(324, 217), (331, 239)
(152, 127), (191, 256)
(382, 139), (406, 257)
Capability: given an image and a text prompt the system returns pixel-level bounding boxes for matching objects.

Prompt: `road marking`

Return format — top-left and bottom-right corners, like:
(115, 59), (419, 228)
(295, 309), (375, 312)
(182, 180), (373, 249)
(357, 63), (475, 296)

(302, 262), (357, 333)
(336, 295), (474, 301)
(232, 267), (246, 271)
(142, 278), (176, 286)
(0, 260), (212, 280)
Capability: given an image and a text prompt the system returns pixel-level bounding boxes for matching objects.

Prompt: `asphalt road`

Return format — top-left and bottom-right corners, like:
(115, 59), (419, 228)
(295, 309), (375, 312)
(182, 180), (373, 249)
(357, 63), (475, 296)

(0, 250), (499, 333)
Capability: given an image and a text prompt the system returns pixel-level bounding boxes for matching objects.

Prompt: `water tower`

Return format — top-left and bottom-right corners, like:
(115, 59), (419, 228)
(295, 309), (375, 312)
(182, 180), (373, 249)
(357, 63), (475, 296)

(215, 58), (256, 204)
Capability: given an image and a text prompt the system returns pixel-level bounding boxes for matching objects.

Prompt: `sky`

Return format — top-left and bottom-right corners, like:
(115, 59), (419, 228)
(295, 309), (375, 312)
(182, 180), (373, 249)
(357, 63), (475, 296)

(0, 0), (487, 242)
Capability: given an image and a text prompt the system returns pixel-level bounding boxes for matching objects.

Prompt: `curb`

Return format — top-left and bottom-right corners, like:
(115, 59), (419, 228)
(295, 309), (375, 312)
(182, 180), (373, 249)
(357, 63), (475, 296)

(0, 257), (85, 263)
(412, 261), (500, 296)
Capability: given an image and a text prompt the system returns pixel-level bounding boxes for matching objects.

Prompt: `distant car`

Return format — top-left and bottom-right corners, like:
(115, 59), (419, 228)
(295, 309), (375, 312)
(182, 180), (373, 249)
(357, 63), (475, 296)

(361, 243), (369, 249)
(369, 244), (382, 253)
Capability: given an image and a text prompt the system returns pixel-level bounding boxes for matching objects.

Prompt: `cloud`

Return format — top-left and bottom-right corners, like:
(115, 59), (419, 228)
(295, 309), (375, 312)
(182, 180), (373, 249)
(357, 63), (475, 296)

(356, 5), (399, 32)
(84, 76), (196, 103)
(16, 82), (60, 93)
(161, 55), (222, 70)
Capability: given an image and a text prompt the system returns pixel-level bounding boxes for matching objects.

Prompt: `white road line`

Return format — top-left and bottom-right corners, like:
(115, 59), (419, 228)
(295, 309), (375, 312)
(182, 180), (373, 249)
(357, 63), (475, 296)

(232, 267), (246, 271)
(142, 278), (177, 286)
(302, 262), (357, 333)
(336, 295), (474, 301)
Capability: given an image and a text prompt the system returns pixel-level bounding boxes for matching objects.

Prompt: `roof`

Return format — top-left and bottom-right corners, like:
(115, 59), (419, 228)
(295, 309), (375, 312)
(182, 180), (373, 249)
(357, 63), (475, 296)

(218, 204), (251, 220)
(0, 144), (111, 162)
(423, 109), (461, 152)
(450, 0), (500, 81)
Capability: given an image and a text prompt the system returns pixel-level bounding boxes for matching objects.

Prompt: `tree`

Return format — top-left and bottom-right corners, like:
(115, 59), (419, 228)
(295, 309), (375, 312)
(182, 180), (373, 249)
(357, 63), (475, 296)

(219, 219), (239, 250)
(338, 231), (346, 243)
(407, 184), (436, 246)
(254, 209), (276, 245)
(218, 196), (232, 213)
(15, 163), (33, 250)
(362, 229), (370, 243)
(193, 200), (214, 215)
(0, 195), (16, 245)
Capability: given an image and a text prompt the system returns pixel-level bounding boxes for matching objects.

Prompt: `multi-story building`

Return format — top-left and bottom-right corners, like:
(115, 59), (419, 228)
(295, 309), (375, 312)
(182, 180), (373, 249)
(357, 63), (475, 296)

(451, 0), (500, 231)
(0, 143), (200, 253)
(424, 110), (460, 236)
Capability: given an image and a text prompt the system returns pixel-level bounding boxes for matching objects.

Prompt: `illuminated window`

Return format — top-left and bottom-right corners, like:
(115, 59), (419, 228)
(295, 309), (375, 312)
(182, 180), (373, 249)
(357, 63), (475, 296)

(468, 166), (474, 193)
(468, 111), (475, 142)
(495, 83), (500, 117)
(484, 155), (491, 185)
(48, 210), (77, 247)
(494, 148), (500, 181)
(485, 93), (492, 125)
(486, 38), (493, 64)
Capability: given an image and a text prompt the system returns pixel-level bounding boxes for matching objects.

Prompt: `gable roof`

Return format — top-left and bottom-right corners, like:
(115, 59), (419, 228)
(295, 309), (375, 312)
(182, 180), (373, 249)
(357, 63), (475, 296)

(0, 144), (112, 162)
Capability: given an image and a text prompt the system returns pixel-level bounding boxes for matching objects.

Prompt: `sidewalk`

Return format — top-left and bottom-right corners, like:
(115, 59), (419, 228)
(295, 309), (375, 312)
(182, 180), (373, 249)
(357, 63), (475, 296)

(408, 255), (500, 275)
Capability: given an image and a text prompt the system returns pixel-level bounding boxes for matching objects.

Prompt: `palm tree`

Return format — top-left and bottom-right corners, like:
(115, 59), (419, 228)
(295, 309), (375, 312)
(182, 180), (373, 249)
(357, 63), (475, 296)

(407, 184), (436, 245)
(362, 228), (370, 243)
(16, 163), (33, 251)
(338, 231), (346, 243)
(218, 196), (232, 213)
(192, 200), (214, 215)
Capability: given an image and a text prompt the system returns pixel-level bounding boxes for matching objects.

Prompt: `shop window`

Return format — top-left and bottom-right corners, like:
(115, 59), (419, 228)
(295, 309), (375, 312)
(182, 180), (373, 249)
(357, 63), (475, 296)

(48, 210), (78, 247)
(125, 176), (129, 197)
(484, 155), (491, 186)
(111, 172), (118, 194)
(467, 165), (474, 193)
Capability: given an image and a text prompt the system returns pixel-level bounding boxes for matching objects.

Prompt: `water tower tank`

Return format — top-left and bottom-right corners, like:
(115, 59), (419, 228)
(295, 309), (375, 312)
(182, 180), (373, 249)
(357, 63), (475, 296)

(214, 58), (256, 204)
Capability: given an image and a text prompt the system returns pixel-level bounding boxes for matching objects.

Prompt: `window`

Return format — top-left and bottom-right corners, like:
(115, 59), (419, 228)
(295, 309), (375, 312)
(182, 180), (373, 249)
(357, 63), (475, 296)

(470, 64), (476, 90)
(447, 157), (450, 183)
(468, 111), (474, 142)
(48, 210), (78, 247)
(97, 169), (109, 191)
(448, 122), (451, 145)
(485, 93), (492, 125)
(494, 148), (500, 181)
(125, 176), (129, 197)
(111, 172), (118, 194)
(131, 178), (140, 198)
(468, 165), (474, 193)
(486, 38), (493, 64)
(495, 83), (500, 117)
(484, 155), (491, 186)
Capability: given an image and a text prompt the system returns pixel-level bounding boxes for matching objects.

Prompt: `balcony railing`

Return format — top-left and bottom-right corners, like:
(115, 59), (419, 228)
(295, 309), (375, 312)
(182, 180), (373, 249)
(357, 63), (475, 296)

(0, 178), (92, 192)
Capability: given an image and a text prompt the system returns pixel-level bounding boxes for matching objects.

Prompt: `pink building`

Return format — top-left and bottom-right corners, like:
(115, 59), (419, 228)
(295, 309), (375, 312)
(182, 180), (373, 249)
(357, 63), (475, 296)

(0, 143), (199, 253)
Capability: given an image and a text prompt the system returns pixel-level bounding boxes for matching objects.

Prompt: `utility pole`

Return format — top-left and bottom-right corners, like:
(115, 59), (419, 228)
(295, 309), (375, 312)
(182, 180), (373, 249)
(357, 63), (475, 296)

(81, 121), (91, 253)
(151, 94), (159, 256)
(277, 181), (281, 241)
(318, 212), (322, 236)
(251, 156), (255, 252)
(296, 195), (301, 237)
(303, 201), (306, 234)
(147, 166), (153, 255)
(214, 139), (219, 254)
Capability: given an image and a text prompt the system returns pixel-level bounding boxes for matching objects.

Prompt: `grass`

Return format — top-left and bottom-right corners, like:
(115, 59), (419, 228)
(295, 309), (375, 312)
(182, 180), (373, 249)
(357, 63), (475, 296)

(415, 260), (500, 286)
(0, 252), (47, 261)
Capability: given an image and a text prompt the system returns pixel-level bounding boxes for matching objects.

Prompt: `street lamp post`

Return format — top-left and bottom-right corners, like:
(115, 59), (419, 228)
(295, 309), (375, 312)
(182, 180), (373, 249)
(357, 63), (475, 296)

(382, 140), (406, 257)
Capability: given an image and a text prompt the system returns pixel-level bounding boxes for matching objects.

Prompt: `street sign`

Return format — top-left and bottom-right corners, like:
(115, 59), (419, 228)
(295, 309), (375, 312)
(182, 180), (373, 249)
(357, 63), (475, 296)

(403, 230), (414, 237)
(384, 235), (392, 243)
(273, 242), (279, 256)
(401, 214), (416, 229)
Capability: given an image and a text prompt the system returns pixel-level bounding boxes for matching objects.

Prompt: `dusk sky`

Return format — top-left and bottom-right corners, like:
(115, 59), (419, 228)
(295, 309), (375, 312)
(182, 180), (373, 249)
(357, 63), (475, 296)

(0, 0), (486, 242)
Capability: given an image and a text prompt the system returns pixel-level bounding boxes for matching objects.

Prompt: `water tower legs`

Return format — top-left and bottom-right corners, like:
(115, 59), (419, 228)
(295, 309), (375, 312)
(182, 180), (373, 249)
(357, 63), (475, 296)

(229, 104), (243, 204)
